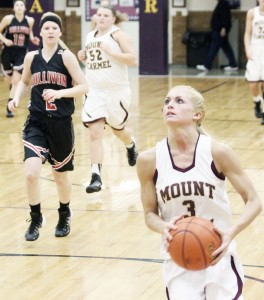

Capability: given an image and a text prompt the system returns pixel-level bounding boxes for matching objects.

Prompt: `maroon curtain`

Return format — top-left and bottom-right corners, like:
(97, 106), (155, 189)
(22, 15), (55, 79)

(26, 0), (54, 50)
(139, 0), (168, 75)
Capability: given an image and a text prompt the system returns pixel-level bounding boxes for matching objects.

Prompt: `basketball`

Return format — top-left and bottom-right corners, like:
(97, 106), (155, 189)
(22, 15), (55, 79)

(168, 216), (222, 271)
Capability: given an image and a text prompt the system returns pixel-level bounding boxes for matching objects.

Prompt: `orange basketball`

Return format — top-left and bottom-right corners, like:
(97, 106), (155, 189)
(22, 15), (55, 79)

(168, 216), (222, 271)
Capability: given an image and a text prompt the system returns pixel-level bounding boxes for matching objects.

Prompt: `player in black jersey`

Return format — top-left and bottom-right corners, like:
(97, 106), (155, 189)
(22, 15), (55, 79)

(0, 0), (39, 117)
(8, 12), (89, 241)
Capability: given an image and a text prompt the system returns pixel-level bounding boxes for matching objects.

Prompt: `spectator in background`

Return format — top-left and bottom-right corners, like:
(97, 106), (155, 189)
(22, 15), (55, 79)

(196, 0), (238, 72)
(244, 0), (264, 124)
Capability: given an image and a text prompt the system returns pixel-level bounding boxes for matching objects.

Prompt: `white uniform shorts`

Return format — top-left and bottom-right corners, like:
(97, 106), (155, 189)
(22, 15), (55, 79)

(82, 86), (131, 130)
(163, 252), (244, 300)
(245, 45), (264, 81)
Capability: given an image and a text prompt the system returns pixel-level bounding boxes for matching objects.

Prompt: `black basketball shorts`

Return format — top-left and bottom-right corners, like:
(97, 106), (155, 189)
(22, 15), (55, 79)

(22, 112), (75, 172)
(1, 47), (27, 75)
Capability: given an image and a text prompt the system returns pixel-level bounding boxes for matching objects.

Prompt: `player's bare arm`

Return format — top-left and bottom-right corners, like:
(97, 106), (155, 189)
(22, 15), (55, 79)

(0, 15), (13, 46)
(8, 51), (35, 111)
(244, 9), (254, 60)
(211, 140), (262, 253)
(102, 30), (137, 66)
(137, 148), (170, 233)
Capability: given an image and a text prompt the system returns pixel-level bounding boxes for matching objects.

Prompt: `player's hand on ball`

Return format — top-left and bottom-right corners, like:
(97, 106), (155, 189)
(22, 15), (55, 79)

(163, 214), (185, 251)
(168, 217), (222, 270)
(211, 227), (231, 265)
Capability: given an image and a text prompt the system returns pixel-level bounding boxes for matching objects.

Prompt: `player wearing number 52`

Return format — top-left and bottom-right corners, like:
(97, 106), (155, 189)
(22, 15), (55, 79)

(78, 5), (138, 194)
(0, 0), (40, 118)
(8, 12), (89, 242)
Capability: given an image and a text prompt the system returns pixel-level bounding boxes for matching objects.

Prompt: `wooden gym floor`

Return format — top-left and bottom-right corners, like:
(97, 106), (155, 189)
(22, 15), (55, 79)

(0, 67), (263, 299)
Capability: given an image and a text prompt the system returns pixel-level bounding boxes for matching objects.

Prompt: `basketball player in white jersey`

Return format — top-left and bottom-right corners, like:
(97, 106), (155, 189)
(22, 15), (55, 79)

(90, 0), (126, 31)
(78, 5), (138, 193)
(137, 85), (262, 299)
(244, 0), (264, 124)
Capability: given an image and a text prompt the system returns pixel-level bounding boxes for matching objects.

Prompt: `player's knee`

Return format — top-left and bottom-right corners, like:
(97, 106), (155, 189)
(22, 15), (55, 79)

(25, 170), (39, 185)
(90, 130), (102, 141)
(54, 173), (69, 187)
(11, 77), (20, 86)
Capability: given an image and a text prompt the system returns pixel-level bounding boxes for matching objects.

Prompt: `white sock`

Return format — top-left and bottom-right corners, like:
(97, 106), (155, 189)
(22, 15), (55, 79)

(91, 164), (101, 176)
(125, 137), (135, 149)
(253, 95), (263, 103)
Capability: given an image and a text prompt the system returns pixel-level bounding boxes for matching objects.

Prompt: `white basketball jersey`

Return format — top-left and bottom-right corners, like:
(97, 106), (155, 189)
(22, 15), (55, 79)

(156, 135), (233, 228)
(85, 25), (129, 88)
(156, 135), (234, 259)
(250, 6), (264, 46)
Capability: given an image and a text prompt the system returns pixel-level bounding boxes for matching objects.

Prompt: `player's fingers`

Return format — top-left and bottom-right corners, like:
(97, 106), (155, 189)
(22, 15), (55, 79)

(211, 242), (228, 266)
(163, 226), (173, 241)
(212, 246), (223, 258)
(166, 231), (174, 241)
(42, 90), (54, 101)
(213, 227), (223, 241)
(44, 96), (53, 102)
(9, 102), (16, 112)
(171, 213), (185, 225)
(43, 94), (49, 101)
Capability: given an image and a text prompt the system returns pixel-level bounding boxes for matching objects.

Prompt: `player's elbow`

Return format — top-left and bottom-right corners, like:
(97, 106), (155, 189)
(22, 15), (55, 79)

(80, 81), (89, 94)
(128, 57), (138, 67)
(132, 58), (138, 67)
(144, 213), (152, 229)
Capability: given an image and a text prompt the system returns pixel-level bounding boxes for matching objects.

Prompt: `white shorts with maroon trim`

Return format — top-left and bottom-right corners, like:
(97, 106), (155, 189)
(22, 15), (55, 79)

(246, 45), (264, 82)
(82, 86), (131, 130)
(164, 251), (244, 300)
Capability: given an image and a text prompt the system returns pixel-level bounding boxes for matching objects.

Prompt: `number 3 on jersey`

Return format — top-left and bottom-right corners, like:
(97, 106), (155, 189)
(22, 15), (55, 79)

(183, 200), (196, 216)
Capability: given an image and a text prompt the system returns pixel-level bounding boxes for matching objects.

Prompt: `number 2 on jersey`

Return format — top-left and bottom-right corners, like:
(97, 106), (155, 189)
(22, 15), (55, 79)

(46, 100), (57, 111)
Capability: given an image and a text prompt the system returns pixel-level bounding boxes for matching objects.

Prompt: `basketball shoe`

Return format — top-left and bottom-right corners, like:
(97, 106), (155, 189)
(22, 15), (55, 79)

(25, 212), (45, 241)
(126, 140), (138, 166)
(6, 106), (14, 118)
(255, 101), (262, 118)
(55, 208), (72, 237)
(86, 173), (102, 193)
(261, 114), (264, 125)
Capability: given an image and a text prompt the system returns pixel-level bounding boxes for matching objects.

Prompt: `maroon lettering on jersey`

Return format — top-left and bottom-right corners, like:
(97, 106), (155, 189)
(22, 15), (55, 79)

(160, 181), (216, 203)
